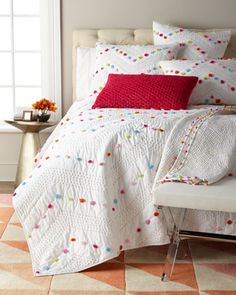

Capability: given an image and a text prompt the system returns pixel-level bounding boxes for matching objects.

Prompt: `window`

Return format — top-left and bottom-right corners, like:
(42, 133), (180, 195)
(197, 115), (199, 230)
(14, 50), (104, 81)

(0, 0), (61, 125)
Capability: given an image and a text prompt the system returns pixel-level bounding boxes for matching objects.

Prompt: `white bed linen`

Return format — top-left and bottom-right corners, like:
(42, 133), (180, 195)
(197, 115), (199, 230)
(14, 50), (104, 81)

(76, 48), (96, 99)
(13, 100), (236, 276)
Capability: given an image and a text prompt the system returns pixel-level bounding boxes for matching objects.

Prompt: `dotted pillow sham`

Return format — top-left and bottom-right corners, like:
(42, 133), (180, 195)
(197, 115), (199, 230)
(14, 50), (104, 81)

(159, 59), (236, 105)
(153, 21), (231, 60)
(90, 43), (180, 99)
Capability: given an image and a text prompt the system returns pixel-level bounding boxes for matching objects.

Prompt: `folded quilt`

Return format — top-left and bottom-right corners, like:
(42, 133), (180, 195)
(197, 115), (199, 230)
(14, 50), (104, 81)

(152, 106), (236, 189)
(13, 101), (236, 276)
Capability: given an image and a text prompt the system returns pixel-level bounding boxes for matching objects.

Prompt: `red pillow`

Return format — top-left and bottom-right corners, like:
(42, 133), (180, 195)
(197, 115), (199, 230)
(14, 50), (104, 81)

(92, 74), (198, 110)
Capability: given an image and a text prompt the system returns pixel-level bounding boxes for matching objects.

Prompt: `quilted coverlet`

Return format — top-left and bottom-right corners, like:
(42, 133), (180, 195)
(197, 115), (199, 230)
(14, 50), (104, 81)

(13, 100), (236, 276)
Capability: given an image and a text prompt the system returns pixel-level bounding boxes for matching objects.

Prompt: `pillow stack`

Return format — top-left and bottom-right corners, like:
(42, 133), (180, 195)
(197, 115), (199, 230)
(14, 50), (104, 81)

(89, 22), (233, 110)
(153, 21), (234, 106)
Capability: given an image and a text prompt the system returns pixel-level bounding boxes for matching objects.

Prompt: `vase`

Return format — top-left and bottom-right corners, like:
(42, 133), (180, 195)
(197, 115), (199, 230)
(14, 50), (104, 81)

(37, 113), (51, 122)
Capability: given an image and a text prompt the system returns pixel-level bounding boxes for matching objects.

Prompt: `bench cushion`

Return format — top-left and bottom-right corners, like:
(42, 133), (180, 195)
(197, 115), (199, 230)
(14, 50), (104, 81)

(153, 177), (236, 213)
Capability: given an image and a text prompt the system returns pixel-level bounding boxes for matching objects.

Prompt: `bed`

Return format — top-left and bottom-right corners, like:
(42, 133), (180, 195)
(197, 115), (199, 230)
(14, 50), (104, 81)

(13, 28), (236, 276)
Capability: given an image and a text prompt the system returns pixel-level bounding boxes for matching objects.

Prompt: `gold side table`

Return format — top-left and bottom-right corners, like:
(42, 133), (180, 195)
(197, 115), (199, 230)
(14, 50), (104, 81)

(5, 120), (58, 187)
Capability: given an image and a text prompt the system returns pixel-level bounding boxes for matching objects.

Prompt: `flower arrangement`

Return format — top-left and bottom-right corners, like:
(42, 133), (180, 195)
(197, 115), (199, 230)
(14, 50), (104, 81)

(32, 98), (57, 112)
(32, 98), (57, 122)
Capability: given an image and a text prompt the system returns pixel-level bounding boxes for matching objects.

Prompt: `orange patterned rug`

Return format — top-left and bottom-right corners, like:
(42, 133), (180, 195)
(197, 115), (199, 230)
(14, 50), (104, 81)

(0, 193), (236, 295)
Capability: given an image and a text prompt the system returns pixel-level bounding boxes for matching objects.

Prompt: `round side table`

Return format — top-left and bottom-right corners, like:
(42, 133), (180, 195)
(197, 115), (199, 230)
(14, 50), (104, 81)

(5, 120), (58, 187)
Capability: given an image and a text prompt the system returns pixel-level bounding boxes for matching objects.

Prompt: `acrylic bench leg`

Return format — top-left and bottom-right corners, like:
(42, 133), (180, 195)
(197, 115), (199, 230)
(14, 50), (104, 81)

(161, 208), (186, 282)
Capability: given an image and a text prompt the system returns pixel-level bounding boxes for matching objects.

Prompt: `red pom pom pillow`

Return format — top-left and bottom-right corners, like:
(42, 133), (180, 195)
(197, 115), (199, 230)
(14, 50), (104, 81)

(92, 74), (198, 110)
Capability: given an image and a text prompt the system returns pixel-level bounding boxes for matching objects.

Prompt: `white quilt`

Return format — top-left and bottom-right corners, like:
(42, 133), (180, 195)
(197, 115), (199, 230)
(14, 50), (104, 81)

(13, 100), (236, 276)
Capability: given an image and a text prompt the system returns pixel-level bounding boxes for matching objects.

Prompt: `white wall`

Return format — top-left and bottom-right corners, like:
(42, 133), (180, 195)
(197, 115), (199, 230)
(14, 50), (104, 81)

(0, 132), (49, 181)
(0, 133), (21, 181)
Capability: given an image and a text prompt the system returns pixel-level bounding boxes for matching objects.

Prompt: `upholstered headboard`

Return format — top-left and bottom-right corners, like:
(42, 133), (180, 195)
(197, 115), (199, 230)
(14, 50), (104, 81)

(72, 28), (236, 101)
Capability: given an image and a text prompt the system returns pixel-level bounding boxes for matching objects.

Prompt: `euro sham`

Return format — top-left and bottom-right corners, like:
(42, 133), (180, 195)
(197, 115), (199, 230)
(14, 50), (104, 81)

(153, 21), (231, 59)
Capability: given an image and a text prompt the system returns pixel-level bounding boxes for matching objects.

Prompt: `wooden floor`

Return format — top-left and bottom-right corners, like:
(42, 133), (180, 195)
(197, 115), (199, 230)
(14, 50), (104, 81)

(0, 182), (14, 194)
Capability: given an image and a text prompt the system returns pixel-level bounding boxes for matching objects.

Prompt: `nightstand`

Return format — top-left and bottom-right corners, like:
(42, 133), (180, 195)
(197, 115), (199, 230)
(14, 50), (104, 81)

(4, 120), (58, 187)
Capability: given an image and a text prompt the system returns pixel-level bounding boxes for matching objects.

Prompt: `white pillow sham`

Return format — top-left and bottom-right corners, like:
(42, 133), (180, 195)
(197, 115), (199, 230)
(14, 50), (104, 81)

(153, 21), (231, 60)
(76, 47), (96, 100)
(159, 59), (236, 105)
(90, 43), (179, 98)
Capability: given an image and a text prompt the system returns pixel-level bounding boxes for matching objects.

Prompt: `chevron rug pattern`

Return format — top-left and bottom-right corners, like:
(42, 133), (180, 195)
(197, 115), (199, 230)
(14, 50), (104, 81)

(0, 193), (236, 295)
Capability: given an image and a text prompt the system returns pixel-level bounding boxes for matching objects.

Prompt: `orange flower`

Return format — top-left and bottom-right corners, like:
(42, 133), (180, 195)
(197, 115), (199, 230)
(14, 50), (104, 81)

(32, 98), (57, 112)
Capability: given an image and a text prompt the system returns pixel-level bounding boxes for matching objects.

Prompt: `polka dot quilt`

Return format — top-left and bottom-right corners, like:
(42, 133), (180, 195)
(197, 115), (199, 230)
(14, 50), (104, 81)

(13, 100), (236, 276)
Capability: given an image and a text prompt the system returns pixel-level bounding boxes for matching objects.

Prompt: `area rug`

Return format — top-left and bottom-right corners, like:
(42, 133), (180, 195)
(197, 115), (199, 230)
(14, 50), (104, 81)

(0, 193), (236, 295)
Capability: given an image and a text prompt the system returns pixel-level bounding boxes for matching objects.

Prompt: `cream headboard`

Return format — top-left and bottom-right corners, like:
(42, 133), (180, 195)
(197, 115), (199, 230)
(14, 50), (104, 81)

(72, 28), (236, 101)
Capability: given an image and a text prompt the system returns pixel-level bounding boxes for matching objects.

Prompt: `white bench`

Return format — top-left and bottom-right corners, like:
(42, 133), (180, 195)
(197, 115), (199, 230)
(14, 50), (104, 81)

(153, 176), (236, 281)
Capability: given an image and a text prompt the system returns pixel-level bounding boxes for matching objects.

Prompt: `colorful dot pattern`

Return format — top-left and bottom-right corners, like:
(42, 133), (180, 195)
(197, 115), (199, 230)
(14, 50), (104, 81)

(159, 58), (236, 105)
(12, 103), (236, 276)
(90, 43), (179, 98)
(153, 22), (231, 60)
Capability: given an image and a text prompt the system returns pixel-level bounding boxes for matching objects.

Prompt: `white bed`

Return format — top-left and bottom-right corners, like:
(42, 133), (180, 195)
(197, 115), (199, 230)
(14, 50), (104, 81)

(72, 26), (236, 227)
(12, 27), (236, 276)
